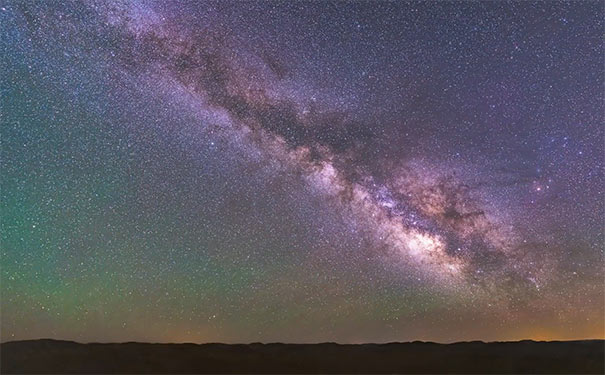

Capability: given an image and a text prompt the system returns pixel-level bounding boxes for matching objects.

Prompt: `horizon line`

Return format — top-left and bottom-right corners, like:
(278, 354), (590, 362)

(3, 337), (604, 346)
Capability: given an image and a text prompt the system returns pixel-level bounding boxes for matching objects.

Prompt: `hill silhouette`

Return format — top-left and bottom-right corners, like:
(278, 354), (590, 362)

(1, 338), (603, 374)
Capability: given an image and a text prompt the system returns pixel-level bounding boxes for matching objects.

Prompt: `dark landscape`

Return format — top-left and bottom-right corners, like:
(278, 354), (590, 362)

(1, 339), (603, 374)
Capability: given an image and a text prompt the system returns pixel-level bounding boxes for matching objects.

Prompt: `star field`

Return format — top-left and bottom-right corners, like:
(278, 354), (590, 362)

(1, 1), (603, 343)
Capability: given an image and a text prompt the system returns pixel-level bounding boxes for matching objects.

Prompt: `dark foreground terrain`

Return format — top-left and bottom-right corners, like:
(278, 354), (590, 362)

(1, 339), (603, 374)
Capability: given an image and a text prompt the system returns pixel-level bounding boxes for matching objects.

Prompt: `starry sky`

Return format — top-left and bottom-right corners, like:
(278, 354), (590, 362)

(1, 0), (603, 344)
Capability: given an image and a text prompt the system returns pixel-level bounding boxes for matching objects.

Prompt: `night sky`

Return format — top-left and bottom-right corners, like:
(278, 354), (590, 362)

(1, 1), (603, 344)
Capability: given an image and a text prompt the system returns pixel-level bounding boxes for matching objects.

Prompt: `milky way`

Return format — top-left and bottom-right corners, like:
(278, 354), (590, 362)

(2, 1), (603, 343)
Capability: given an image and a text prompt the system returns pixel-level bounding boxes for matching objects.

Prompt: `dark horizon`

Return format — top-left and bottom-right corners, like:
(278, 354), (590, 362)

(3, 337), (605, 345)
(3, 339), (604, 374)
